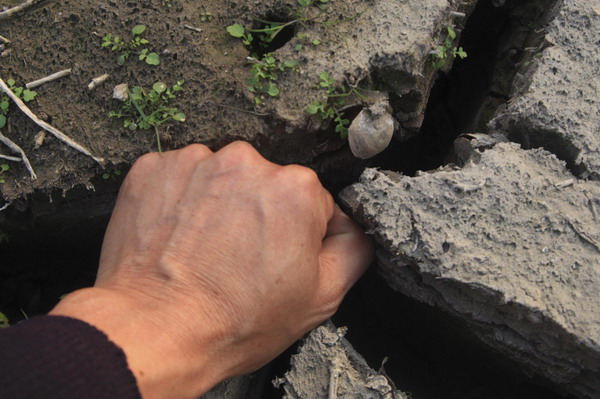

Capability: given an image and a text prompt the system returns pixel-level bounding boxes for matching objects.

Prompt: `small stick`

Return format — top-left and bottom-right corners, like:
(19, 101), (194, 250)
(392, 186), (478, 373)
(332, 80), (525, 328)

(328, 364), (340, 399)
(0, 77), (104, 165)
(0, 35), (10, 44)
(555, 178), (575, 188)
(450, 11), (466, 18)
(0, 202), (10, 212)
(0, 154), (22, 162)
(0, 131), (37, 180)
(184, 25), (203, 33)
(88, 73), (110, 91)
(565, 216), (600, 253)
(26, 68), (72, 89)
(0, 0), (44, 22)
(586, 193), (599, 221)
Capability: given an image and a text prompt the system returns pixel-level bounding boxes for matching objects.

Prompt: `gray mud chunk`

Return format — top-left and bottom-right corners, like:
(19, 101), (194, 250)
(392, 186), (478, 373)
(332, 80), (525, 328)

(200, 376), (251, 399)
(490, 0), (600, 180)
(340, 143), (600, 399)
(278, 322), (406, 399)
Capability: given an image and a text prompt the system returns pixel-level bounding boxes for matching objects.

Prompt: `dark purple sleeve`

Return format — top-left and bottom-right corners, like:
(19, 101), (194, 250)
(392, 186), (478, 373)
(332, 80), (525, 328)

(0, 315), (141, 399)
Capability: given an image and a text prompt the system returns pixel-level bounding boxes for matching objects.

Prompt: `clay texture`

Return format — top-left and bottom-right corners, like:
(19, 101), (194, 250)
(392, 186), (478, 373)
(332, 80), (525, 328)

(341, 143), (600, 398)
(491, 0), (600, 180)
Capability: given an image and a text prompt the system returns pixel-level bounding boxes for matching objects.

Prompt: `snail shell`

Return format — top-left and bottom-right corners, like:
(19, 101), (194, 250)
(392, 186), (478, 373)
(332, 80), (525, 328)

(348, 101), (395, 159)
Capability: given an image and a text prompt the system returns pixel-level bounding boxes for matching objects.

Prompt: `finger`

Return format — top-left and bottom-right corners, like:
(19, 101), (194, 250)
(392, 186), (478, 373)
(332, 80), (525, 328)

(318, 205), (374, 299)
(322, 189), (335, 227)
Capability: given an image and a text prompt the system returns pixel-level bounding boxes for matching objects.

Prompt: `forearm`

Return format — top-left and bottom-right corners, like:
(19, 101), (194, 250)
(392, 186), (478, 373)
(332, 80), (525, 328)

(50, 287), (227, 399)
(0, 312), (140, 399)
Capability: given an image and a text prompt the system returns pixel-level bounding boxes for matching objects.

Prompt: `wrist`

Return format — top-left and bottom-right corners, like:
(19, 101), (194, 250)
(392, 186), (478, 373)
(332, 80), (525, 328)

(50, 287), (226, 399)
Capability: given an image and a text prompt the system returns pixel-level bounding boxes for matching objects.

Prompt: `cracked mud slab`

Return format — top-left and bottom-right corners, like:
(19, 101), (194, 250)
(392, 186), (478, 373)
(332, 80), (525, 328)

(340, 143), (600, 398)
(278, 322), (406, 399)
(0, 0), (476, 201)
(490, 0), (600, 180)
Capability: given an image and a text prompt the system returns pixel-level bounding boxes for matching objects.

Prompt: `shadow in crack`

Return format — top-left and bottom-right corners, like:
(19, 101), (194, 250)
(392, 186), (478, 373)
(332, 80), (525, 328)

(332, 269), (572, 399)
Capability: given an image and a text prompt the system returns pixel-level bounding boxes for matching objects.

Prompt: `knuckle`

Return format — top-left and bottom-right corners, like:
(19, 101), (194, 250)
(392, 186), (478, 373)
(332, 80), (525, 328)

(130, 152), (161, 175)
(218, 141), (261, 167)
(180, 143), (212, 161)
(283, 165), (320, 188)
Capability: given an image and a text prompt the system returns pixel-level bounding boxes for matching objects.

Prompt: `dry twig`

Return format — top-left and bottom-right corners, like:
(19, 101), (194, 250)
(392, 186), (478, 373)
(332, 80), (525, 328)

(0, 35), (10, 44)
(184, 25), (203, 33)
(0, 0), (45, 22)
(88, 73), (110, 91)
(328, 363), (340, 399)
(0, 154), (21, 162)
(26, 68), (72, 89)
(0, 131), (37, 180)
(0, 77), (104, 165)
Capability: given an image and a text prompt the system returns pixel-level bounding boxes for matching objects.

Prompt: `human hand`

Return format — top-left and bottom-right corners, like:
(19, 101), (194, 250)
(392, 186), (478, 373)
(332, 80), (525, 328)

(50, 142), (373, 399)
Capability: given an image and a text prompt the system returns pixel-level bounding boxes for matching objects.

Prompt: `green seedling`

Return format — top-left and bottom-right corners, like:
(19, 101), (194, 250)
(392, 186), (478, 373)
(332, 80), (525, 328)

(102, 169), (122, 181)
(109, 80), (186, 152)
(0, 78), (37, 147)
(227, 0), (331, 57)
(0, 164), (8, 184)
(0, 80), (36, 185)
(102, 25), (161, 66)
(200, 10), (213, 22)
(431, 27), (467, 69)
(0, 79), (37, 130)
(0, 312), (9, 328)
(307, 71), (368, 139)
(247, 55), (299, 104)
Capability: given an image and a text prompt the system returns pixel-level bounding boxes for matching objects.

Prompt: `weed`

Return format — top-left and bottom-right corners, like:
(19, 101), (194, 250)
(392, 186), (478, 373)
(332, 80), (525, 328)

(0, 312), (8, 328)
(0, 164), (8, 184)
(102, 25), (161, 66)
(227, 0), (331, 58)
(306, 71), (368, 139)
(199, 10), (213, 22)
(227, 0), (364, 106)
(109, 80), (186, 152)
(0, 79), (37, 130)
(431, 27), (467, 69)
(247, 56), (299, 104)
(102, 169), (122, 181)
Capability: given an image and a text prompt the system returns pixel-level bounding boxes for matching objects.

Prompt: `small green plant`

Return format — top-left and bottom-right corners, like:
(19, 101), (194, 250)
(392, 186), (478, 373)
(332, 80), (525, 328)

(0, 79), (37, 130)
(109, 80), (186, 152)
(306, 71), (368, 139)
(247, 56), (299, 104)
(0, 164), (9, 184)
(227, 0), (331, 57)
(431, 26), (467, 69)
(102, 25), (161, 66)
(0, 312), (9, 328)
(102, 169), (122, 181)
(199, 10), (213, 22)
(162, 0), (173, 8)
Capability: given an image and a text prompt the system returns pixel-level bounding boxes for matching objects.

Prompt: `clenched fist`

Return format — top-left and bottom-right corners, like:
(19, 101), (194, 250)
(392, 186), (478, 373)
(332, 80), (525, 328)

(51, 142), (373, 399)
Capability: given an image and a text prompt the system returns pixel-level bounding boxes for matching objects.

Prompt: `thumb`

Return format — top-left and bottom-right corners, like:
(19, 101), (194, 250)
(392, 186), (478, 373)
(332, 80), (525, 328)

(317, 205), (374, 303)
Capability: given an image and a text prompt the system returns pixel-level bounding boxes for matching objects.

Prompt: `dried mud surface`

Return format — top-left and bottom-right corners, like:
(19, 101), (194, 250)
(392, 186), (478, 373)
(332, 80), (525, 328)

(0, 0), (474, 202)
(341, 144), (600, 398)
